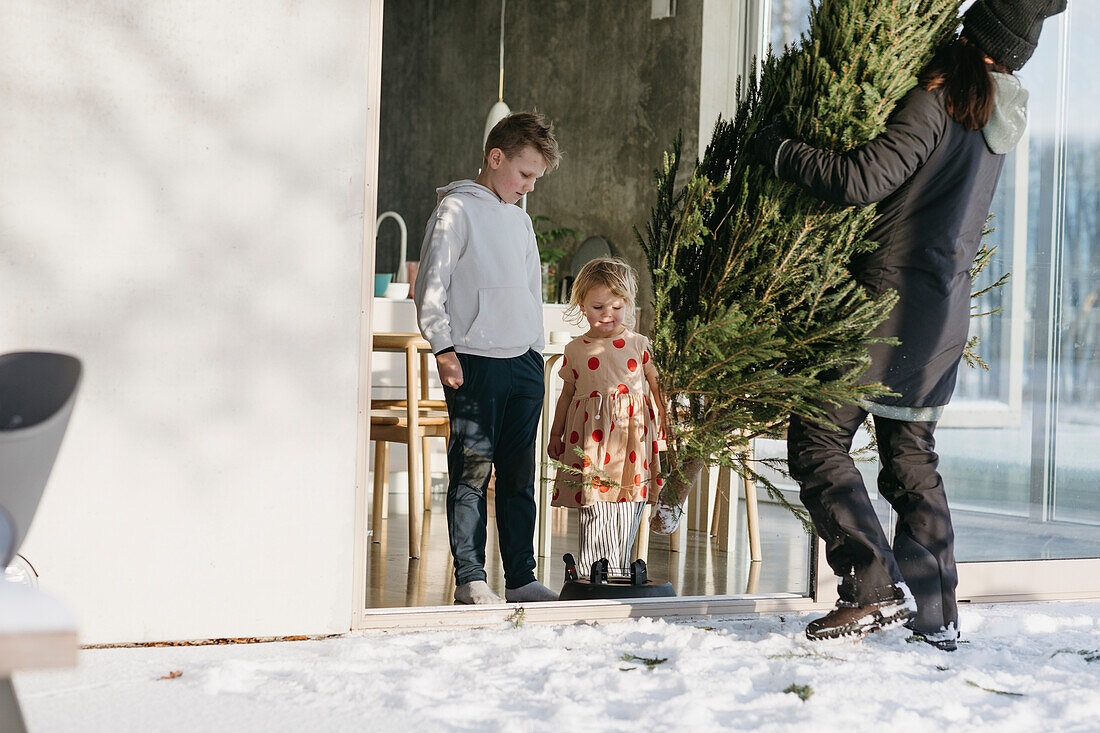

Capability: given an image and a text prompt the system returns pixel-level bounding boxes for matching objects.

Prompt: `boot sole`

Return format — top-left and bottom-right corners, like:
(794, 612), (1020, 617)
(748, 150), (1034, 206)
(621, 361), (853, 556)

(805, 604), (914, 641)
(908, 631), (959, 651)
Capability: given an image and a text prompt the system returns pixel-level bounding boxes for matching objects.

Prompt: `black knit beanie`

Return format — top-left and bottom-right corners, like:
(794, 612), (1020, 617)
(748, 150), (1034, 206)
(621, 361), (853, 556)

(963, 0), (1068, 71)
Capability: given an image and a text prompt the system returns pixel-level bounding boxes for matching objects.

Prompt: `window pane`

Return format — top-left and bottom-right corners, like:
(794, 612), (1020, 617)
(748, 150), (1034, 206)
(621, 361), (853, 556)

(769, 0), (811, 50)
(937, 9), (1100, 560)
(1052, 3), (1100, 529)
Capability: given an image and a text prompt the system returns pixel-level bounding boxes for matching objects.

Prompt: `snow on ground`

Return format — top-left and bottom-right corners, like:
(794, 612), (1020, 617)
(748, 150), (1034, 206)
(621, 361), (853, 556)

(15, 601), (1100, 732)
(0, 581), (76, 634)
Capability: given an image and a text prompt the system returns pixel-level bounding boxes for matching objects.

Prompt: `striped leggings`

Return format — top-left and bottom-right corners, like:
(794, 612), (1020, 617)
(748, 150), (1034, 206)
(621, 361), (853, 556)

(577, 501), (646, 574)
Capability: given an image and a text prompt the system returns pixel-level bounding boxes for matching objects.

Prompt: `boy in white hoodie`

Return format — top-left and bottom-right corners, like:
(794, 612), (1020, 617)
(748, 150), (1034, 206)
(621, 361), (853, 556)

(414, 112), (561, 605)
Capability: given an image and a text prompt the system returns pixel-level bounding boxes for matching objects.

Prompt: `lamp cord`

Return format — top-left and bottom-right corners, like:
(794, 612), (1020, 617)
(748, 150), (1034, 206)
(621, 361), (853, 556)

(498, 0), (506, 102)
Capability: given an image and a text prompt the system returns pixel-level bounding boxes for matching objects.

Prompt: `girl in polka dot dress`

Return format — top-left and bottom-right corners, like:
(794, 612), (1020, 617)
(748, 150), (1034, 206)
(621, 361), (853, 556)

(547, 258), (668, 573)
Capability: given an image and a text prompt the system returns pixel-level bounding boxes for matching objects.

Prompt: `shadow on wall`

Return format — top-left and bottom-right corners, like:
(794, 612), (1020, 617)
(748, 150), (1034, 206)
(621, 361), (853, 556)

(0, 0), (375, 516)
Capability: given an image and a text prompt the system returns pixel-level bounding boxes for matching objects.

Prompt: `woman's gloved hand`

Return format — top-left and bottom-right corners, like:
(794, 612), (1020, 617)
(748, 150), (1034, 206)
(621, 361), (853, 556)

(749, 115), (792, 171)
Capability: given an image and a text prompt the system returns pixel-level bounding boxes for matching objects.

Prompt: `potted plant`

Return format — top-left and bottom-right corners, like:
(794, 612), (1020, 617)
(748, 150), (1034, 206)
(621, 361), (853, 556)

(532, 215), (578, 303)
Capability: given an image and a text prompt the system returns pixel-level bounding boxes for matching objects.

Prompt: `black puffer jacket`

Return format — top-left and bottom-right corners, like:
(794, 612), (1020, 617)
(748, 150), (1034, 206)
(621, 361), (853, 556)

(776, 86), (1006, 409)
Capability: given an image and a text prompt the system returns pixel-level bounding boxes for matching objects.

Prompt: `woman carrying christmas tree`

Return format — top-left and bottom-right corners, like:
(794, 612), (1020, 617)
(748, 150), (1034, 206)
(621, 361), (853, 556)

(753, 0), (1065, 650)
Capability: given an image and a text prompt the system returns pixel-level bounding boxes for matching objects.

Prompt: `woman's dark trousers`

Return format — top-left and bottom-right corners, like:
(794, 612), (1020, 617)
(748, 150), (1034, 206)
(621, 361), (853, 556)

(443, 349), (543, 590)
(788, 401), (958, 634)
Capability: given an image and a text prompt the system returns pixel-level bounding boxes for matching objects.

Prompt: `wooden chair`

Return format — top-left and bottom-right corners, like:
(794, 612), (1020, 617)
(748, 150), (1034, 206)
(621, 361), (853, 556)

(709, 462), (761, 563)
(370, 333), (449, 559)
(680, 451), (762, 563)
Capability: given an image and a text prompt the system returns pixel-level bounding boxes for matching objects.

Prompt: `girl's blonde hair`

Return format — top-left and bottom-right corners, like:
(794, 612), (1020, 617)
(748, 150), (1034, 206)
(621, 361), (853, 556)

(565, 257), (638, 328)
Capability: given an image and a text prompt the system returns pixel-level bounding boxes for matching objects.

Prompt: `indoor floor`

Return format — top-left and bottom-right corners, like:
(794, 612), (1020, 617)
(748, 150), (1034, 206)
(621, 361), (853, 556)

(365, 486), (812, 609)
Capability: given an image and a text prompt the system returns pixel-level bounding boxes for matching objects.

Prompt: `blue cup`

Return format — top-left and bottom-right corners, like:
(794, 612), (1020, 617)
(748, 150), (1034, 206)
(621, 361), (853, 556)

(374, 273), (393, 297)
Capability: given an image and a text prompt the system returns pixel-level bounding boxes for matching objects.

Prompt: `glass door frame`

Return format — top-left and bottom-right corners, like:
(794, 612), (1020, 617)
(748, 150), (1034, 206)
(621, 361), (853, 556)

(351, 0), (1100, 633)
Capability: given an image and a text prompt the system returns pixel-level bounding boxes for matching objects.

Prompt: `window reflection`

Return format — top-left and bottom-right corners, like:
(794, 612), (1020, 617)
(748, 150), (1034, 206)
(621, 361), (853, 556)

(769, 0), (810, 51)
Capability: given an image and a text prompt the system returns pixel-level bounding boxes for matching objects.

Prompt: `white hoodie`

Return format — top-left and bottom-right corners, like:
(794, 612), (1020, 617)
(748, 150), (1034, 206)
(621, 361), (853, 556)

(414, 180), (544, 359)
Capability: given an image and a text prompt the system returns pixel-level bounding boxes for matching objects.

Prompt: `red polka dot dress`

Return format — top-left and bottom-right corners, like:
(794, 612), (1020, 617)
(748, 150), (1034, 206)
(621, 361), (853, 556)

(551, 329), (662, 508)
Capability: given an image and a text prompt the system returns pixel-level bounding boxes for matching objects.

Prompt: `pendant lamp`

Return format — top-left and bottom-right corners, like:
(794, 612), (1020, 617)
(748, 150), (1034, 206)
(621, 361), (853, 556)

(483, 0), (511, 145)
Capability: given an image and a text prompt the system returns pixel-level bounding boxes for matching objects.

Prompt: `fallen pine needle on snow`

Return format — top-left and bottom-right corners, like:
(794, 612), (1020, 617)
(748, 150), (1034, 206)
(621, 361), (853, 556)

(507, 607), (526, 628)
(768, 649), (847, 662)
(619, 653), (667, 669)
(1050, 648), (1099, 662)
(965, 680), (1025, 697)
(784, 683), (814, 701)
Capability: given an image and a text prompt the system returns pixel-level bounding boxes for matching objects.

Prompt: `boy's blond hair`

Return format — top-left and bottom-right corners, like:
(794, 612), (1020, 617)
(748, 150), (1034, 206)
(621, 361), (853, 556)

(483, 112), (561, 170)
(565, 257), (638, 328)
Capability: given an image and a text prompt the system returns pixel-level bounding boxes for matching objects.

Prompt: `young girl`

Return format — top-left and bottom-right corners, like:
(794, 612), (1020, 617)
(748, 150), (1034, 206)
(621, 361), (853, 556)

(547, 257), (668, 574)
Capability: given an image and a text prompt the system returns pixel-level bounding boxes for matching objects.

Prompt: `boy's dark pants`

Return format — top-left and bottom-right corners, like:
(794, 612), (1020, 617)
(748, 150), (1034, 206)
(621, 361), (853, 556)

(787, 401), (958, 634)
(443, 349), (543, 589)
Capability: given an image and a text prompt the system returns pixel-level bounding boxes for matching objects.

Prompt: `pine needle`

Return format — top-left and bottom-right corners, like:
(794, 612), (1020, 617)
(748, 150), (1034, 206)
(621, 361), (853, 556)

(784, 683), (814, 701)
(768, 649), (846, 662)
(965, 680), (1025, 697)
(1051, 648), (1100, 662)
(508, 607), (526, 628)
(620, 653), (668, 670)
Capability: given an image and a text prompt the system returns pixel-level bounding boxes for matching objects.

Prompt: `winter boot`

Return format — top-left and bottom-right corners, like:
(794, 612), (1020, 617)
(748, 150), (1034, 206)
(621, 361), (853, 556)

(806, 595), (915, 641)
(906, 623), (959, 651)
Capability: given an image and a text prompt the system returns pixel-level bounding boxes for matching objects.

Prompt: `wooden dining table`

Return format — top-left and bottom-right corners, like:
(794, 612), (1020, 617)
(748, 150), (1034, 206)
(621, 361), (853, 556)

(369, 333), (565, 560)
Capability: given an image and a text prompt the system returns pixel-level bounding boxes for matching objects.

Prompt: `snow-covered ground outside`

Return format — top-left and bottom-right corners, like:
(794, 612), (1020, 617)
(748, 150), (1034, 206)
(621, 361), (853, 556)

(16, 601), (1100, 732)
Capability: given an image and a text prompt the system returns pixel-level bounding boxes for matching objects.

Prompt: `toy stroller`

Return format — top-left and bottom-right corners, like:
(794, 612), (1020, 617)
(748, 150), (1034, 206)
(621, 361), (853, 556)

(558, 553), (675, 600)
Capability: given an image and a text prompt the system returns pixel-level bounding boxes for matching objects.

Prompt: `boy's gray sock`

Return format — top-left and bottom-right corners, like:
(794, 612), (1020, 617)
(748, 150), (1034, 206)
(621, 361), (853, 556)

(454, 580), (504, 605)
(504, 580), (559, 603)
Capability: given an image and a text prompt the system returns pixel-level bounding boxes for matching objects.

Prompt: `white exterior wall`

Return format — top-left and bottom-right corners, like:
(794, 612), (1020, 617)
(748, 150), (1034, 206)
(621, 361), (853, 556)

(0, 1), (372, 643)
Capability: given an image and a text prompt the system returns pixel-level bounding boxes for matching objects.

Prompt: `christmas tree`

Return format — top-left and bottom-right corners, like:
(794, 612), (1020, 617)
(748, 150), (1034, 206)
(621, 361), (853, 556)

(642, 0), (962, 530)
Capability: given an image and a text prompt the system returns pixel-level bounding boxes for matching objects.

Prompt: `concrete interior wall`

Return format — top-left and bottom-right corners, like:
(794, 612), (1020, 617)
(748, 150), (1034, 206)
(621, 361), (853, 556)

(377, 0), (703, 327)
(1, 0), (371, 643)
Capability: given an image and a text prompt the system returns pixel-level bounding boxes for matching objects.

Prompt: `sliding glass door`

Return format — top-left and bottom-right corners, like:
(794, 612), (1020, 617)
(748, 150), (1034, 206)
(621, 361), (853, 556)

(768, 0), (1100, 596)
